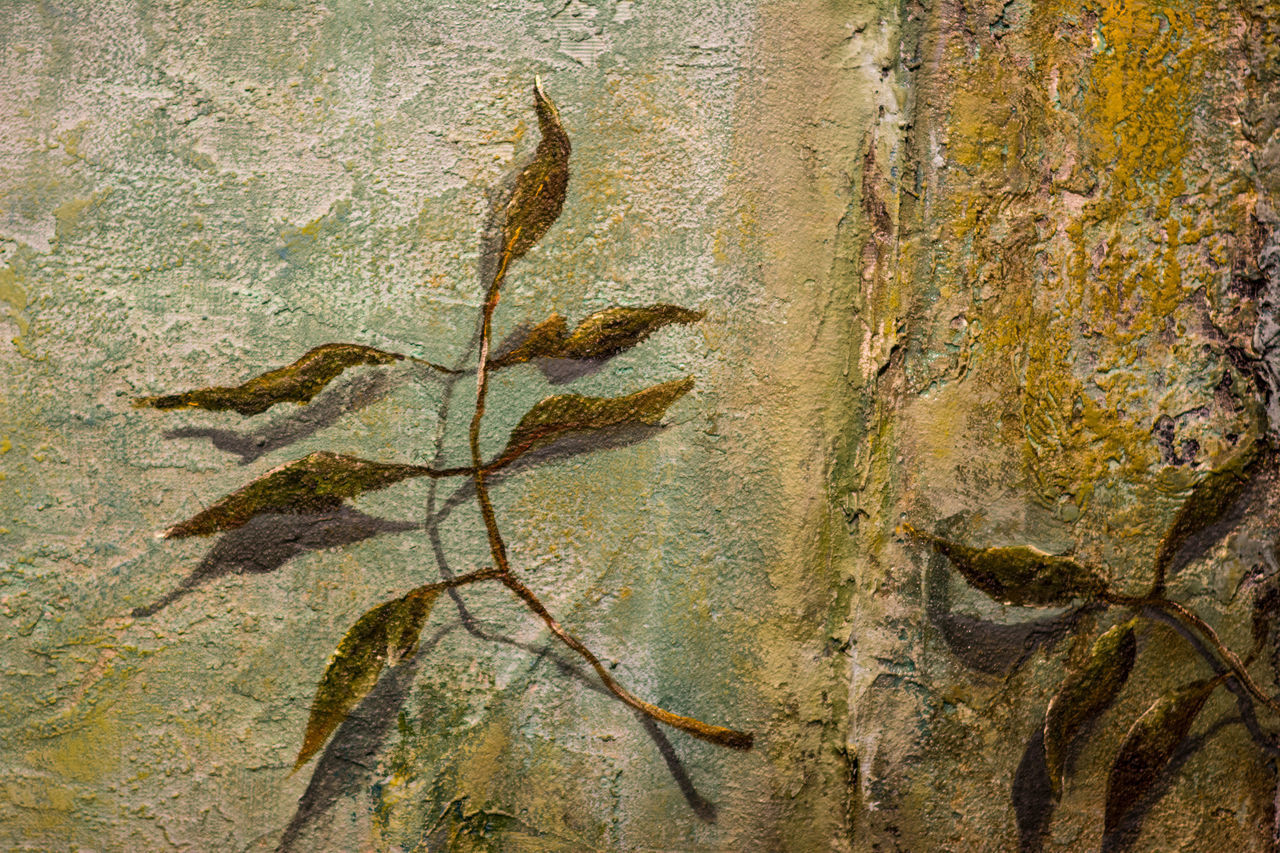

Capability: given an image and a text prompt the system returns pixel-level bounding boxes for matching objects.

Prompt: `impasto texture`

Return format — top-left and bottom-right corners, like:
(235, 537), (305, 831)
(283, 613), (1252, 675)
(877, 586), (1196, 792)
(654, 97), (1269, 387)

(1, 1), (1278, 851)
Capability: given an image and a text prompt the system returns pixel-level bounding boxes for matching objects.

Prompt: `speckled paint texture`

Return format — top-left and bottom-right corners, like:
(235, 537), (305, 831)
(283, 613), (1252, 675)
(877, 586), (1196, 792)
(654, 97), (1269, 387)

(2, 0), (1278, 850)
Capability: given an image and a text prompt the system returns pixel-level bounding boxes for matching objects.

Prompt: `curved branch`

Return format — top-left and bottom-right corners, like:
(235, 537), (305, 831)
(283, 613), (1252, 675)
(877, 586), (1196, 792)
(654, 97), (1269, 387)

(499, 573), (754, 750)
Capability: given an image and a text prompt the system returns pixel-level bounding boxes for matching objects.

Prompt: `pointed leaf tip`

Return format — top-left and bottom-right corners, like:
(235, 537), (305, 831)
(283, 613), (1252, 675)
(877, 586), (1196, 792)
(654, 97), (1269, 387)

(490, 305), (704, 369)
(1043, 619), (1137, 799)
(498, 376), (694, 463)
(487, 81), (570, 274)
(1104, 677), (1220, 835)
(903, 526), (1106, 606)
(295, 586), (441, 770)
(134, 343), (403, 417)
(164, 451), (432, 538)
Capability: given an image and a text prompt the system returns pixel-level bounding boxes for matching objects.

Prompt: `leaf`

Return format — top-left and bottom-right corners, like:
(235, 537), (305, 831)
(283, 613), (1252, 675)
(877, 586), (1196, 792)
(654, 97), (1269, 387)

(164, 451), (432, 538)
(1043, 619), (1138, 799)
(902, 525), (1107, 606)
(489, 305), (705, 369)
(1153, 439), (1260, 580)
(489, 314), (569, 368)
(497, 376), (694, 463)
(491, 78), (570, 271)
(134, 343), (403, 417)
(295, 586), (440, 769)
(1104, 677), (1220, 835)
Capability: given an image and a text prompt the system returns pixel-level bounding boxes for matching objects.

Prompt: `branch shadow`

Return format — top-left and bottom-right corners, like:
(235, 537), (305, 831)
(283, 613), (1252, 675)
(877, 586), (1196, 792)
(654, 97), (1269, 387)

(163, 368), (412, 465)
(132, 508), (420, 618)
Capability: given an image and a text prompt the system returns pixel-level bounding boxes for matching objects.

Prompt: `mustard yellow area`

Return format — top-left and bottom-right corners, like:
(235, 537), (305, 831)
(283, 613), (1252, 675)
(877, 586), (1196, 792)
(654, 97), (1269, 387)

(279, 199), (354, 258)
(920, 0), (1252, 532)
(52, 190), (111, 245)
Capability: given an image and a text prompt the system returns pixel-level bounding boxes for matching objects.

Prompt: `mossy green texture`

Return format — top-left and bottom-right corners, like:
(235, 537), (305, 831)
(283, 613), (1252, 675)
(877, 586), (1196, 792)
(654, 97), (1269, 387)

(0, 0), (885, 850)
(3, 0), (1275, 849)
(849, 0), (1280, 849)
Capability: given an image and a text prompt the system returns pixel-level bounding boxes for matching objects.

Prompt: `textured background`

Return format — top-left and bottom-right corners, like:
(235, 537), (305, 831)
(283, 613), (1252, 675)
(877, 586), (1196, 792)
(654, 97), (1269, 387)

(1, 0), (1278, 850)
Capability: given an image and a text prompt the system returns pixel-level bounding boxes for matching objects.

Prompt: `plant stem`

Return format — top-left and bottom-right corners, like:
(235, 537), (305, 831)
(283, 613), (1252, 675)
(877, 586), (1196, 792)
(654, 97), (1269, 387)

(499, 572), (754, 750)
(469, 247), (515, 575)
(424, 567), (505, 592)
(406, 354), (469, 375)
(464, 239), (753, 750)
(1106, 590), (1280, 715)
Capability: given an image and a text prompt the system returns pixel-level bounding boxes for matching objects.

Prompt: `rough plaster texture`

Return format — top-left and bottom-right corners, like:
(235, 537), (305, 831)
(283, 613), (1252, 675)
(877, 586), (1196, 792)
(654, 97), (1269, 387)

(1, 0), (1279, 851)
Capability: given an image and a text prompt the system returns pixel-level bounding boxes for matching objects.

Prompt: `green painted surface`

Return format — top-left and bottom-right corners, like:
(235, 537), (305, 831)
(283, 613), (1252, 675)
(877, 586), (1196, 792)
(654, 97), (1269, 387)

(2, 0), (1278, 850)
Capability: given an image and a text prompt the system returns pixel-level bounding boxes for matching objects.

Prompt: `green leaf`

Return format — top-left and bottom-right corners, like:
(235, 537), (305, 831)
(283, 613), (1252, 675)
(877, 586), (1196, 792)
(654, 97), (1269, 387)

(489, 314), (569, 368)
(490, 305), (705, 369)
(902, 525), (1107, 606)
(1153, 439), (1260, 580)
(1043, 619), (1138, 799)
(164, 451), (432, 538)
(1104, 677), (1220, 834)
(134, 343), (403, 417)
(295, 586), (440, 770)
(492, 78), (570, 271)
(496, 376), (694, 464)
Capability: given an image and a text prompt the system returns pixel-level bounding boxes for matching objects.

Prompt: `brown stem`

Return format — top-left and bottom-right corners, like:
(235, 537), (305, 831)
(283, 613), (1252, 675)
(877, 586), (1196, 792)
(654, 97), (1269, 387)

(424, 567), (505, 592)
(1105, 590), (1280, 715)
(469, 239), (517, 562)
(463, 236), (752, 750)
(406, 354), (469, 375)
(499, 572), (754, 750)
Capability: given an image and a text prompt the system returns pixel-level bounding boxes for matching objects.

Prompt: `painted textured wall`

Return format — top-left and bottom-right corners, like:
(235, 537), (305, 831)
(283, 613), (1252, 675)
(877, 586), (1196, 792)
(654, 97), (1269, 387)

(1, 0), (1278, 851)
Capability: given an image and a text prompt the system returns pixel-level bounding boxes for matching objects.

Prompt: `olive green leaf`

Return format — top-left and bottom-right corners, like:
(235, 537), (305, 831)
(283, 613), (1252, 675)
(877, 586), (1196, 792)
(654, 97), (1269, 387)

(164, 451), (433, 538)
(491, 78), (570, 272)
(134, 343), (403, 417)
(295, 586), (441, 770)
(1104, 677), (1221, 835)
(901, 525), (1107, 606)
(1043, 619), (1138, 799)
(495, 376), (694, 465)
(1153, 439), (1260, 583)
(489, 305), (705, 369)
(489, 314), (569, 369)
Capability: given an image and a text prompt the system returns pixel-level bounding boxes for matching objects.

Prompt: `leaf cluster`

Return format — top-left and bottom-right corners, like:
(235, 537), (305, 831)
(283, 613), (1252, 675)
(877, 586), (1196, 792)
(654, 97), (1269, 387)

(904, 437), (1272, 847)
(132, 78), (752, 803)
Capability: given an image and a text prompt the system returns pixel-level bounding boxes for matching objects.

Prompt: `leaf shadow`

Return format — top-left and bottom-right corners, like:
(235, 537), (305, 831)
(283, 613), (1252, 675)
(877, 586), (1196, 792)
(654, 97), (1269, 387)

(1164, 454), (1275, 584)
(535, 356), (609, 385)
(1012, 725), (1054, 853)
(132, 508), (420, 618)
(163, 367), (412, 465)
(276, 623), (453, 853)
(487, 323), (626, 385)
(430, 425), (669, 529)
(1099, 714), (1240, 853)
(923, 546), (1089, 676)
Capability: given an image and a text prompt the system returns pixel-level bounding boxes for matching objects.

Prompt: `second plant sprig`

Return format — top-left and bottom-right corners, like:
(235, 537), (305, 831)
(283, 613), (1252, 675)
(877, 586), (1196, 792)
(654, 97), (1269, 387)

(901, 435), (1272, 839)
(134, 79), (754, 774)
